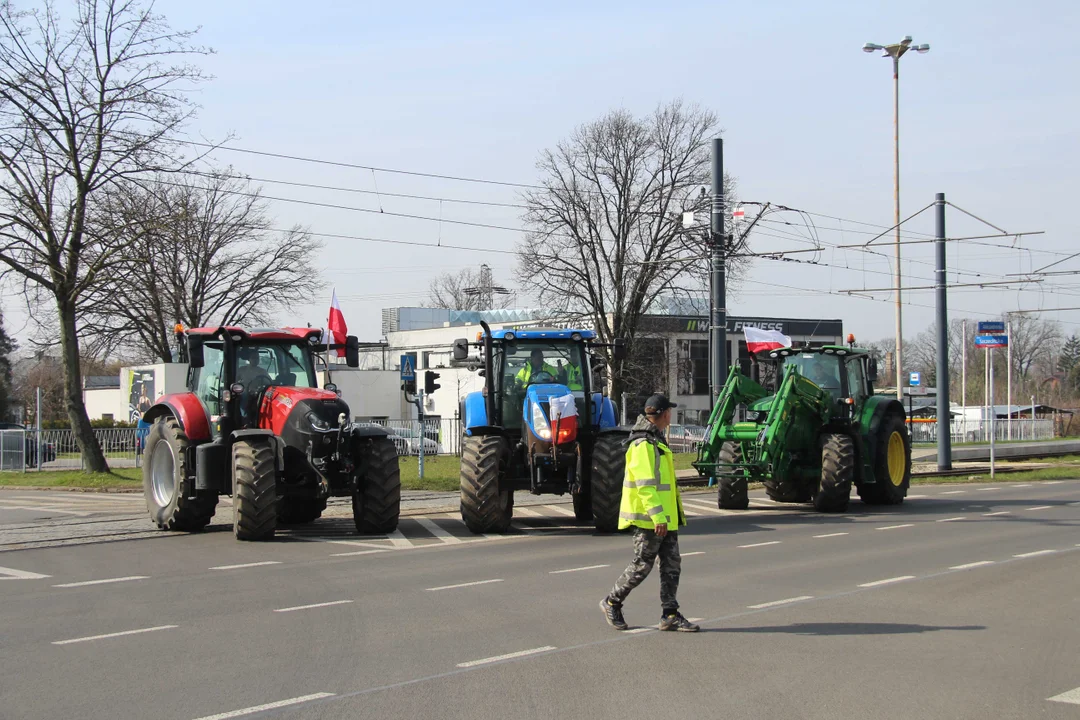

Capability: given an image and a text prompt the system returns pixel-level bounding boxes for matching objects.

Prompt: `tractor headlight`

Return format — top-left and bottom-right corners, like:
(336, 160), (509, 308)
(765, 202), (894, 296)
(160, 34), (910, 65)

(307, 412), (331, 431)
(531, 403), (551, 441)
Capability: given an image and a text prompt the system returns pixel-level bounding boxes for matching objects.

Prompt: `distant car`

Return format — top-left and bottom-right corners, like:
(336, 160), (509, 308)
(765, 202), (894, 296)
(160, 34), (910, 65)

(387, 427), (442, 456)
(0, 422), (57, 466)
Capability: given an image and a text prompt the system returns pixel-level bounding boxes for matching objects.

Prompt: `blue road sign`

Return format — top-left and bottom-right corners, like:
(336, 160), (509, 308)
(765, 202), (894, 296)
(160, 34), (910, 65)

(399, 354), (416, 381)
(975, 334), (1008, 348)
(977, 321), (1005, 333)
(909, 372), (921, 386)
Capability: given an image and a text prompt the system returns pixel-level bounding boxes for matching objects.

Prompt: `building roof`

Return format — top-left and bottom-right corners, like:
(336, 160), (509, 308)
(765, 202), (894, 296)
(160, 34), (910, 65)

(84, 375), (120, 390)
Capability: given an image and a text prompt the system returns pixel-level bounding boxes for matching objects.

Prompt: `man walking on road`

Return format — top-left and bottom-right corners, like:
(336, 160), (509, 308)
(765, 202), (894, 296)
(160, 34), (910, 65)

(600, 394), (698, 632)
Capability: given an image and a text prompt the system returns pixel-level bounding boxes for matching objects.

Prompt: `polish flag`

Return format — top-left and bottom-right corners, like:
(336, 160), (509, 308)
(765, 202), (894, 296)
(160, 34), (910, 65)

(744, 326), (792, 354)
(327, 289), (348, 357)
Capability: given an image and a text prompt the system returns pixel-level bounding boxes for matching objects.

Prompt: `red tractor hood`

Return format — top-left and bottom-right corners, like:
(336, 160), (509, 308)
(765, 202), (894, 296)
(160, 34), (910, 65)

(259, 386), (345, 436)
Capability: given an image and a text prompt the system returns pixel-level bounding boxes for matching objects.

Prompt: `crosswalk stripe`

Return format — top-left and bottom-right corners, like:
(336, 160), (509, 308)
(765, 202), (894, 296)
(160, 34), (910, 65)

(385, 529), (413, 548)
(416, 518), (463, 544)
(514, 507), (544, 518)
(544, 504), (576, 517)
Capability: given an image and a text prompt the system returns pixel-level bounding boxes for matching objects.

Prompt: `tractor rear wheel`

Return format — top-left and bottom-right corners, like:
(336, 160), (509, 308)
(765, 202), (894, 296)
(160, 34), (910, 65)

(590, 432), (627, 532)
(233, 438), (278, 541)
(278, 496), (328, 525)
(353, 436), (401, 534)
(717, 442), (749, 510)
(142, 416), (217, 531)
(460, 435), (513, 533)
(815, 433), (854, 513)
(858, 413), (910, 505)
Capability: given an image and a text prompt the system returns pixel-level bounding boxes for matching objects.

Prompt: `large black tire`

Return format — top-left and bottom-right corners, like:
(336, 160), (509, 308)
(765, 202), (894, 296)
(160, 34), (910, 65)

(590, 432), (627, 532)
(278, 496), (328, 525)
(460, 435), (513, 533)
(353, 436), (401, 534)
(717, 442), (750, 510)
(572, 453), (592, 521)
(233, 439), (278, 541)
(815, 433), (854, 513)
(142, 416), (217, 531)
(858, 413), (911, 505)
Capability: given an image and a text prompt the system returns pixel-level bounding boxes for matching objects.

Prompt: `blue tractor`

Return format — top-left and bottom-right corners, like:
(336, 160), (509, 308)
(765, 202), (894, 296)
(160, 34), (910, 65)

(452, 322), (629, 533)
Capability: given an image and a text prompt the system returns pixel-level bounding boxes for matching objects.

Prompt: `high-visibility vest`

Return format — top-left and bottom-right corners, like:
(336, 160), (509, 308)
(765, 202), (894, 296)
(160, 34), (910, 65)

(565, 363), (583, 391)
(618, 435), (686, 531)
(515, 361), (558, 385)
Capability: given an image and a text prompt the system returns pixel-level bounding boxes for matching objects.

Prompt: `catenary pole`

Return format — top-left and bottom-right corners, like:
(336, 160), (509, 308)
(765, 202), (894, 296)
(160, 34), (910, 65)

(934, 193), (951, 469)
(709, 138), (726, 405)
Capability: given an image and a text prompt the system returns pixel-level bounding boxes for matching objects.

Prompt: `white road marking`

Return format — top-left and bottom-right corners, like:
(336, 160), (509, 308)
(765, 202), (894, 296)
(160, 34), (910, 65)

(326, 540), (391, 549)
(937, 517), (966, 523)
(1026, 506), (1052, 511)
(416, 518), (463, 544)
(858, 576), (915, 588)
(209, 562), (281, 571)
(1044, 481), (1063, 485)
(549, 564), (609, 574)
(53, 575), (148, 588)
(514, 506), (544, 518)
(681, 551), (706, 557)
(624, 627), (652, 634)
(875, 524), (914, 531)
(426, 578), (503, 592)
(1014, 550), (1056, 558)
(738, 541), (781, 548)
(687, 618), (704, 622)
(385, 529), (414, 548)
(950, 560), (995, 570)
(1013, 484), (1031, 488)
(273, 600), (353, 613)
(942, 490), (966, 495)
(983, 511), (1010, 516)
(748, 595), (814, 609)
(906, 494), (927, 499)
(0, 504), (89, 516)
(330, 549), (388, 557)
(52, 625), (177, 645)
(544, 504), (577, 517)
(191, 693), (336, 720)
(977, 487), (1000, 492)
(456, 646), (556, 668)
(751, 497), (784, 505)
(749, 500), (777, 508)
(680, 501), (725, 514)
(1048, 686), (1080, 706)
(814, 532), (848, 539)
(0, 565), (51, 580)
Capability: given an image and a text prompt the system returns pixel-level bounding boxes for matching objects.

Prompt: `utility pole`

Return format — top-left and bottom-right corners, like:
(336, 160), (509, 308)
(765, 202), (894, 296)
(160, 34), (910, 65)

(1006, 318), (1013, 440)
(934, 193), (951, 470)
(961, 319), (967, 439)
(709, 138), (726, 405)
(35, 387), (42, 470)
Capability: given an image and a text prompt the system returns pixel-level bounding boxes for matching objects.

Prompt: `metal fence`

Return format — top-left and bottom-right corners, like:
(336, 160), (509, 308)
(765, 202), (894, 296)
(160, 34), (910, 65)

(910, 419), (1056, 444)
(0, 427), (143, 471)
(367, 418), (463, 457)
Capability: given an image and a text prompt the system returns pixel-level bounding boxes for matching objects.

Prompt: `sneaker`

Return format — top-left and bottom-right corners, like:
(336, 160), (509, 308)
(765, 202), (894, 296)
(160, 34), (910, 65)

(659, 612), (700, 632)
(599, 598), (628, 631)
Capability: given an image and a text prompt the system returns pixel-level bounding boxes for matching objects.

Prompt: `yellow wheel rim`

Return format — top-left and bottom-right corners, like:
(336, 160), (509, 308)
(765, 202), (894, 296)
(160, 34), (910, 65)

(887, 431), (906, 486)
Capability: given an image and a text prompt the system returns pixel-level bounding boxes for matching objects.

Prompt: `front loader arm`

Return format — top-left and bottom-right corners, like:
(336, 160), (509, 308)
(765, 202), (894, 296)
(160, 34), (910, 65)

(694, 365), (769, 472)
(755, 367), (832, 479)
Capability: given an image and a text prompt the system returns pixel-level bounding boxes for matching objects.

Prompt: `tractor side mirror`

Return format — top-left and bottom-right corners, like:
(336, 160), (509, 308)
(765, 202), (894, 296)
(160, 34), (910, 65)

(187, 336), (205, 369)
(868, 358), (879, 383)
(345, 336), (360, 368)
(452, 338), (469, 361)
(612, 337), (627, 362)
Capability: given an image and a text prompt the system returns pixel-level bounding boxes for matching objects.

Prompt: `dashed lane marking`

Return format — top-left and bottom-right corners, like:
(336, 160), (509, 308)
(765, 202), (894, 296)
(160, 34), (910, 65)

(681, 551), (706, 557)
(983, 511), (1010, 517)
(738, 541), (781, 548)
(950, 561), (995, 570)
(906, 494), (927, 499)
(942, 490), (966, 495)
(814, 532), (848, 539)
(331, 549), (389, 557)
(1048, 686), (1080, 706)
(426, 578), (503, 592)
(1044, 481), (1063, 485)
(1014, 550), (1056, 558)
(858, 576), (915, 588)
(1026, 506), (1052, 511)
(748, 595), (814, 609)
(1013, 484), (1031, 488)
(209, 562), (281, 571)
(0, 504), (89, 516)
(191, 693), (336, 720)
(875, 524), (914, 531)
(53, 575), (148, 588)
(457, 646), (557, 668)
(273, 600), (353, 613)
(0, 565), (51, 579)
(937, 517), (966, 523)
(549, 564), (609, 574)
(52, 624), (177, 645)
(416, 518), (463, 544)
(977, 487), (1000, 492)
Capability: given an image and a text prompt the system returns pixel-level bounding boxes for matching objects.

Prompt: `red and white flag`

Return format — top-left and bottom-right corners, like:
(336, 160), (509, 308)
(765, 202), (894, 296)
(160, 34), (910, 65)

(327, 289), (348, 357)
(744, 326), (791, 354)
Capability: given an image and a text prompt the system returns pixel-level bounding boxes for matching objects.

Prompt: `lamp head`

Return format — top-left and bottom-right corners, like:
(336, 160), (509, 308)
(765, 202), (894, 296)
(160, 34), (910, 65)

(862, 42), (881, 53)
(916, 43), (930, 53)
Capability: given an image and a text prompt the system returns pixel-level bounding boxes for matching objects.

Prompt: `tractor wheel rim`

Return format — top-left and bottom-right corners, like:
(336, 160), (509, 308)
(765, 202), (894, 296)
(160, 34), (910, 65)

(887, 431), (905, 486)
(150, 439), (177, 507)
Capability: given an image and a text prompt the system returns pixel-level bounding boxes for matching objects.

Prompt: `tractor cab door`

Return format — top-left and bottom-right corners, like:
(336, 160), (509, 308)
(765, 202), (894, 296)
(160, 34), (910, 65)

(845, 357), (872, 411)
(190, 342), (226, 439)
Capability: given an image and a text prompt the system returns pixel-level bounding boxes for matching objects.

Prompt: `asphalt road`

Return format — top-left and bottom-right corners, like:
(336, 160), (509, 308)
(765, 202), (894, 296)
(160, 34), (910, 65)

(2, 479), (1079, 720)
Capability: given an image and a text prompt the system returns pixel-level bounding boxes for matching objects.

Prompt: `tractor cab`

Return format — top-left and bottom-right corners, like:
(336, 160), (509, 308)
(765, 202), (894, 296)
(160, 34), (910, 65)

(497, 337), (591, 432)
(755, 344), (878, 422)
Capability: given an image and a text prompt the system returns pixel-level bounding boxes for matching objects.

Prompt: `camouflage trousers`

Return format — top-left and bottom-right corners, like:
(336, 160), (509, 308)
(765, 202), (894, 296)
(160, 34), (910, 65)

(606, 527), (682, 613)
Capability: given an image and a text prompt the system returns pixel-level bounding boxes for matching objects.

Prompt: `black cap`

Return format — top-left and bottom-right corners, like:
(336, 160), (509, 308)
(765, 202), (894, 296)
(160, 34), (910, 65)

(644, 394), (677, 415)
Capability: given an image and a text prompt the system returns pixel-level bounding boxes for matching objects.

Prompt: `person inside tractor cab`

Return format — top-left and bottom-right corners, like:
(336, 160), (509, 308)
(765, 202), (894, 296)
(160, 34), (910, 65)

(515, 348), (558, 389)
(800, 356), (841, 394)
(236, 347), (272, 391)
(560, 356), (585, 392)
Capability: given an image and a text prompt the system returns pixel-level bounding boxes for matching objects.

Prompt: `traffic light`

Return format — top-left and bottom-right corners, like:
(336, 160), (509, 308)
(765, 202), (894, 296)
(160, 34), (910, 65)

(424, 370), (441, 394)
(401, 378), (416, 394)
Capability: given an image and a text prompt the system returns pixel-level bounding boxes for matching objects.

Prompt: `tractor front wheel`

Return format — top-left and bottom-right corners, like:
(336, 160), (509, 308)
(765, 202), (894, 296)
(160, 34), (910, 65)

(590, 433), (627, 532)
(717, 442), (750, 510)
(233, 438), (278, 541)
(815, 434), (854, 512)
(142, 416), (217, 531)
(460, 435), (513, 533)
(353, 436), (401, 534)
(858, 413), (911, 505)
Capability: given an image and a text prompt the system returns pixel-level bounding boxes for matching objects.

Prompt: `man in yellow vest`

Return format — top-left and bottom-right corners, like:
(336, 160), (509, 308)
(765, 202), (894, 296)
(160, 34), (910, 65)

(515, 349), (558, 388)
(599, 394), (698, 632)
(561, 360), (584, 391)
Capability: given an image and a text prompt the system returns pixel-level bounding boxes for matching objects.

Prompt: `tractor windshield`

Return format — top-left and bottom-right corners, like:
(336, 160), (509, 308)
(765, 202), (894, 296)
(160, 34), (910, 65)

(235, 343), (317, 391)
(781, 352), (843, 398)
(499, 341), (588, 427)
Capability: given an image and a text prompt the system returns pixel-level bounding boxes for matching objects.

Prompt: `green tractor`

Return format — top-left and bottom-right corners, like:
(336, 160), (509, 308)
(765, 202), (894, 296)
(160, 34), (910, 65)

(693, 341), (911, 512)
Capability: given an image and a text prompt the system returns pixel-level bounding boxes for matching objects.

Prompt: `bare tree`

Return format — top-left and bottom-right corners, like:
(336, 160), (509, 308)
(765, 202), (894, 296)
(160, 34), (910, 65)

(426, 264), (514, 311)
(0, 0), (210, 471)
(515, 101), (739, 399)
(81, 172), (323, 362)
(1008, 314), (1062, 380)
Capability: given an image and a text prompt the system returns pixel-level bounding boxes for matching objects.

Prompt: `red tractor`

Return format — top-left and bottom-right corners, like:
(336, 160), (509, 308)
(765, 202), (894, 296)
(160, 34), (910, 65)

(141, 326), (400, 541)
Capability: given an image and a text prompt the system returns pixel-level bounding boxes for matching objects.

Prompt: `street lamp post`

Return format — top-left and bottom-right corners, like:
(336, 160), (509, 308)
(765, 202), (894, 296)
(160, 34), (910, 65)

(863, 36), (930, 400)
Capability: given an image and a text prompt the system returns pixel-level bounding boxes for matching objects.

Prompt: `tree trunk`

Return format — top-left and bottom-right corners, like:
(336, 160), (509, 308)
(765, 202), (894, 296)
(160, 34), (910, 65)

(57, 297), (109, 473)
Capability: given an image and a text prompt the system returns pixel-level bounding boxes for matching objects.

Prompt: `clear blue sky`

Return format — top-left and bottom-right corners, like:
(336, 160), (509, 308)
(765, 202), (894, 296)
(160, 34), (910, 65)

(11, 0), (1080, 346)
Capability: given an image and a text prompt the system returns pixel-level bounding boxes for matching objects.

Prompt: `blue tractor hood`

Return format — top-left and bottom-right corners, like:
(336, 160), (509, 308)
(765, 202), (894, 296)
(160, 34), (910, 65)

(523, 383), (575, 438)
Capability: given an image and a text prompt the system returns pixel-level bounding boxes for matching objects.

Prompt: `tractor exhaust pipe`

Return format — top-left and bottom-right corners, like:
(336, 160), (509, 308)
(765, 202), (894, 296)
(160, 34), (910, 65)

(480, 320), (496, 425)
